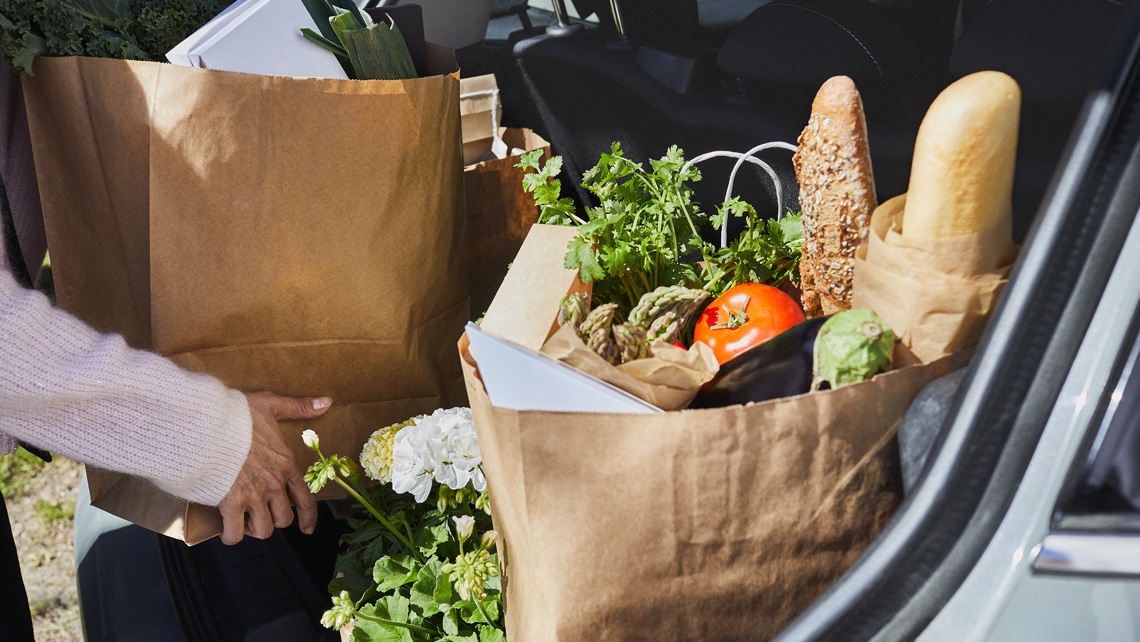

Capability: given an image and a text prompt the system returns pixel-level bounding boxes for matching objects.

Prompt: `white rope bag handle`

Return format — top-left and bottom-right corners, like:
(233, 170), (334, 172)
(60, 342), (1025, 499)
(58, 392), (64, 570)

(680, 141), (798, 248)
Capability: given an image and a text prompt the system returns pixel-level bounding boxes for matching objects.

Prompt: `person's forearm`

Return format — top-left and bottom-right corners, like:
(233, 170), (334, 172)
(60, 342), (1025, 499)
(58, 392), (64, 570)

(0, 268), (252, 506)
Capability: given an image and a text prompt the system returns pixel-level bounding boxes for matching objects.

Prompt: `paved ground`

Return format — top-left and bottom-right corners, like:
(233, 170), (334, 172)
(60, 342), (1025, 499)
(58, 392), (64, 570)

(3, 451), (84, 641)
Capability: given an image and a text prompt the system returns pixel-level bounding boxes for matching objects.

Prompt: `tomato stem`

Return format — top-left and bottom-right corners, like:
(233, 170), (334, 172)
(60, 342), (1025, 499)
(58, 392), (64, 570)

(709, 295), (751, 330)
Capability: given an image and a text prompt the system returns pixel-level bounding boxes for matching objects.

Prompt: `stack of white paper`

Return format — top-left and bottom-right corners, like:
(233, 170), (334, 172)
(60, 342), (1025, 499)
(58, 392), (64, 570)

(166, 0), (349, 79)
(465, 322), (662, 414)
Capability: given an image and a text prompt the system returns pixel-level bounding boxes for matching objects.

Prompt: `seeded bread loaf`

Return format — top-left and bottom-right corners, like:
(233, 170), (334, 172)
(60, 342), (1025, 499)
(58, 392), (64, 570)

(903, 71), (1020, 239)
(793, 76), (878, 317)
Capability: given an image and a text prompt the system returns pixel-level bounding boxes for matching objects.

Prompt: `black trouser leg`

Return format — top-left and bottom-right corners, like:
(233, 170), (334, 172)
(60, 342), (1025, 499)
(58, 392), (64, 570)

(0, 491), (35, 641)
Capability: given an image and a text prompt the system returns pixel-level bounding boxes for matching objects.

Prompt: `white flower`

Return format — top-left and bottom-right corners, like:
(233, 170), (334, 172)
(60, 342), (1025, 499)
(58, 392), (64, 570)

(445, 417), (484, 491)
(302, 429), (319, 450)
(390, 407), (485, 502)
(453, 515), (476, 541)
(359, 422), (406, 484)
(391, 421), (442, 503)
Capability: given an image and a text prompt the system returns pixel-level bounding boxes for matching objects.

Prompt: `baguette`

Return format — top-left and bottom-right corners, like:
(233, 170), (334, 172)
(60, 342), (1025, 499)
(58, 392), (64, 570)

(903, 71), (1020, 238)
(793, 76), (878, 317)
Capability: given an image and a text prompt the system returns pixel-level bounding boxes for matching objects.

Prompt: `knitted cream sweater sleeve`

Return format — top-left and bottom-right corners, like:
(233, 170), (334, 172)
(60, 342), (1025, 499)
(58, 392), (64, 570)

(0, 267), (252, 506)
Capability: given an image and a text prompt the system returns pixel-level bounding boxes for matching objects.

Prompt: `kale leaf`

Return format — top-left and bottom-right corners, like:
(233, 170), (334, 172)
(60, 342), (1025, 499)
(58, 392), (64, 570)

(0, 0), (221, 76)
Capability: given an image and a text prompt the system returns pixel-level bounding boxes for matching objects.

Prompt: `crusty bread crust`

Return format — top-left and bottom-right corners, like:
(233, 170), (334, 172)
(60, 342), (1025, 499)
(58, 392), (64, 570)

(793, 76), (878, 317)
(903, 71), (1020, 239)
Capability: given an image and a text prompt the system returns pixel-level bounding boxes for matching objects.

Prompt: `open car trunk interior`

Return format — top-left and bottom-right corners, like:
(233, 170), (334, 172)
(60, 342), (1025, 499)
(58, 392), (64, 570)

(73, 1), (1140, 640)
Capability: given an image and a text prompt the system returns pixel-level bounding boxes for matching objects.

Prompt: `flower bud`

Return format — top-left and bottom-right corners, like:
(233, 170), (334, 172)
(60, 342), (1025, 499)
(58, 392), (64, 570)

(302, 429), (320, 450)
(453, 515), (476, 542)
(338, 457), (359, 479)
(319, 590), (354, 630)
(480, 530), (498, 551)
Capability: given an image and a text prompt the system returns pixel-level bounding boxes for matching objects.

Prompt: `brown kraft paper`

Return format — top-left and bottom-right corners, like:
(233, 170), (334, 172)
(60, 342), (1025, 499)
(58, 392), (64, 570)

(23, 47), (469, 544)
(540, 323), (718, 410)
(852, 193), (1018, 367)
(465, 127), (549, 317)
(463, 224), (967, 641)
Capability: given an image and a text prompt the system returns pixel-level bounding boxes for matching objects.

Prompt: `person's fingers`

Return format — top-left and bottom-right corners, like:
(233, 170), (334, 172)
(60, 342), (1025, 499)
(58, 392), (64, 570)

(255, 392), (332, 421)
(289, 476), (318, 535)
(268, 492), (295, 529)
(245, 504), (274, 540)
(219, 501), (246, 546)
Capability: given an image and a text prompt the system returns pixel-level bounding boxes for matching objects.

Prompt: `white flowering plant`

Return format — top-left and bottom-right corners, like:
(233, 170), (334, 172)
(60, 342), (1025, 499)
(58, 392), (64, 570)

(302, 408), (504, 641)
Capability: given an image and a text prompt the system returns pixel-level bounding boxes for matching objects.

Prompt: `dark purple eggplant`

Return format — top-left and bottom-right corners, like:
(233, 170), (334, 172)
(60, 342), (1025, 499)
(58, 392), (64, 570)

(689, 315), (831, 409)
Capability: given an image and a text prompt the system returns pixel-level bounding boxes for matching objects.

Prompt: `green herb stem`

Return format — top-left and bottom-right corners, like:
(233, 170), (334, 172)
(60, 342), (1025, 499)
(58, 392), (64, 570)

(331, 476), (423, 562)
(353, 610), (437, 635)
(633, 266), (652, 295)
(354, 586), (379, 610)
(619, 272), (638, 311)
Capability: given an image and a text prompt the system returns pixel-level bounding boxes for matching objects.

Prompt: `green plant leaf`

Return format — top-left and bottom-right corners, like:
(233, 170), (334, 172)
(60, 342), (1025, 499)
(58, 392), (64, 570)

(778, 212), (803, 243)
(416, 520), (451, 557)
(565, 236), (605, 283)
(299, 0), (338, 41)
(442, 606), (461, 636)
(300, 27), (347, 57)
(354, 598), (415, 642)
(409, 558), (443, 617)
(327, 0), (371, 29)
(455, 597), (498, 625)
(434, 566), (455, 604)
(329, 554), (373, 600)
(373, 555), (419, 592)
(478, 626), (507, 642)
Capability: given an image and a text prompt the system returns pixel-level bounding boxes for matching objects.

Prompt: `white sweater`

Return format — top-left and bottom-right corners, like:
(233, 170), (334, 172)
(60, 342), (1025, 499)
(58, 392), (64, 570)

(0, 245), (252, 506)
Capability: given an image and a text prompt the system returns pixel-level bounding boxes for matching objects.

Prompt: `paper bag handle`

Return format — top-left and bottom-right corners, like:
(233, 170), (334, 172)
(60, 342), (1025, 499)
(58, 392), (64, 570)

(680, 141), (797, 248)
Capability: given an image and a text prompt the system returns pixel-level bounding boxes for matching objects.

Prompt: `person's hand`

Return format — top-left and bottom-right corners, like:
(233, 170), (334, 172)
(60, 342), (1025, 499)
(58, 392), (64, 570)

(218, 392), (332, 545)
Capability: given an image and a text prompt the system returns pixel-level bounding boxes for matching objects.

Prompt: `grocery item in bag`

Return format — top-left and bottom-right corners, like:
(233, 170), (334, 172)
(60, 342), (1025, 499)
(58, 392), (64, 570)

(462, 224), (963, 642)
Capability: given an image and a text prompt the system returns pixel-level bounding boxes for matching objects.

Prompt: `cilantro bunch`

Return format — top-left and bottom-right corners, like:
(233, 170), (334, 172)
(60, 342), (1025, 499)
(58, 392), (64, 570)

(705, 197), (803, 295)
(520, 144), (714, 314)
(518, 144), (803, 316)
(0, 0), (222, 76)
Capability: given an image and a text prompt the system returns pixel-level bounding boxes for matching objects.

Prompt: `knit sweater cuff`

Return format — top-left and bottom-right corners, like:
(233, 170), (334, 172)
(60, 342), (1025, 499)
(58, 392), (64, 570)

(155, 389), (253, 507)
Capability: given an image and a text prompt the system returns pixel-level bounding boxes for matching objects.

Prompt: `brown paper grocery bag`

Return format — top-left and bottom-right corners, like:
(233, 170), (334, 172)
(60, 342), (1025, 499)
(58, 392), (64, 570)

(465, 127), (549, 317)
(23, 47), (468, 544)
(463, 224), (965, 641)
(853, 194), (1018, 366)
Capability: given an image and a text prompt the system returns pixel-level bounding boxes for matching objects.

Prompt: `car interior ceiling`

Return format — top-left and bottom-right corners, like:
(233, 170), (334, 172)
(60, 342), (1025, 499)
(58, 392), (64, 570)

(143, 2), (1140, 641)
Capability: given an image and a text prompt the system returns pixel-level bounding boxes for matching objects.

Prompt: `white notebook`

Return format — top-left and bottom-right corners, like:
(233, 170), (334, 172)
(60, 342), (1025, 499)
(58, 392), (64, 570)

(465, 322), (662, 414)
(166, 0), (349, 79)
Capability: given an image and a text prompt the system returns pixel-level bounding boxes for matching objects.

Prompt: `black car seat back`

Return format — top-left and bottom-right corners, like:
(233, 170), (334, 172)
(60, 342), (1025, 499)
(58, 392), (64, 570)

(512, 0), (963, 233)
(948, 0), (1136, 240)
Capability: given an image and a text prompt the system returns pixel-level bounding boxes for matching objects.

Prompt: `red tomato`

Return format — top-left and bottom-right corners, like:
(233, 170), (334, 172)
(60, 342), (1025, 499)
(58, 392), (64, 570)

(694, 283), (806, 365)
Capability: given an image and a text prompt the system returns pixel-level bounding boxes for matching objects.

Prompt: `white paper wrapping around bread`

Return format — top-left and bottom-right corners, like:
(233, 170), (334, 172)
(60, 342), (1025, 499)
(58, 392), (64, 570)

(852, 195), (1018, 367)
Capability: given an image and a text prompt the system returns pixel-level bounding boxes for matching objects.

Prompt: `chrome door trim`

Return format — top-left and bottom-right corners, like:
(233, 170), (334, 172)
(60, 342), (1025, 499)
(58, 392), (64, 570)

(1032, 532), (1140, 577)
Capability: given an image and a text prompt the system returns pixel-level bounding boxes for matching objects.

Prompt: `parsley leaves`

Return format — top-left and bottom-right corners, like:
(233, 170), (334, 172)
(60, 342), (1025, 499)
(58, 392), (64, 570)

(518, 144), (802, 316)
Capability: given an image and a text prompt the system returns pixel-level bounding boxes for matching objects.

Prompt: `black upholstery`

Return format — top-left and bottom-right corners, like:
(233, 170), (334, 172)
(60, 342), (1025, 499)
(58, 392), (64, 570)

(513, 0), (940, 229)
(718, 0), (914, 92)
(569, 0), (700, 46)
(949, 0), (1135, 240)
